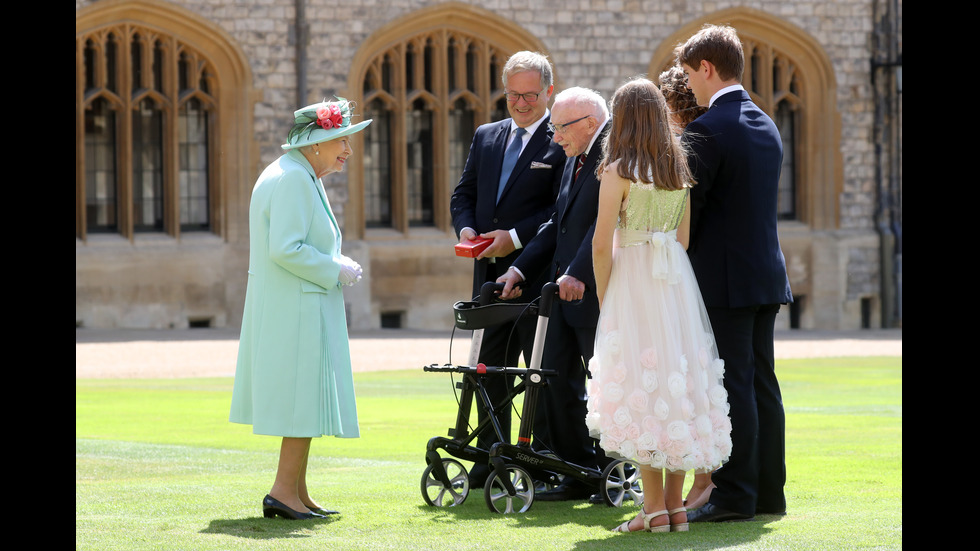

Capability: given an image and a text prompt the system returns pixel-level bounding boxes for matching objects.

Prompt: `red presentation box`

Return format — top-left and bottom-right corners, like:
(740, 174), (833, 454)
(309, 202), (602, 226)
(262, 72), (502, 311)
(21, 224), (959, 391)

(454, 237), (492, 258)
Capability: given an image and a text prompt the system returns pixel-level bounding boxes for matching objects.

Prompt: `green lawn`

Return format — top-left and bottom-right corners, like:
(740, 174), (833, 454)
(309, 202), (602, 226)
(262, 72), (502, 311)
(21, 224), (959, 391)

(76, 357), (901, 550)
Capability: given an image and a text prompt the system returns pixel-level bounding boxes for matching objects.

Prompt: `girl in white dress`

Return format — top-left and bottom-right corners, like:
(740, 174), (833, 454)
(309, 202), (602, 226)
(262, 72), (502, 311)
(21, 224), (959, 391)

(590, 78), (732, 533)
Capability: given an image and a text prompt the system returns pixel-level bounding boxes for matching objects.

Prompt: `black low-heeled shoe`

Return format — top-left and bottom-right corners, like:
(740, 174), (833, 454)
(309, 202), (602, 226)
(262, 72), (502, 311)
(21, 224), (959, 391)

(306, 505), (340, 515)
(262, 494), (325, 520)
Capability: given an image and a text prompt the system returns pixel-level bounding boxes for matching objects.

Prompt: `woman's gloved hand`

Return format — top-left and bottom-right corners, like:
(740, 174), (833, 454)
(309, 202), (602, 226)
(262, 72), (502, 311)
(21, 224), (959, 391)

(338, 255), (362, 286)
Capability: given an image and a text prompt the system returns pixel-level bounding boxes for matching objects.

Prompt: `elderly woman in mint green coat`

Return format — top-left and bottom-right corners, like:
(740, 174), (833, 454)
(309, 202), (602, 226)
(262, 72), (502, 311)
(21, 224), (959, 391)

(230, 99), (371, 520)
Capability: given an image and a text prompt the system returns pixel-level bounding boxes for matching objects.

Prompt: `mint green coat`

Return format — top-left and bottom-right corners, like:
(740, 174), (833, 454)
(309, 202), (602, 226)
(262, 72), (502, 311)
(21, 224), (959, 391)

(229, 149), (359, 438)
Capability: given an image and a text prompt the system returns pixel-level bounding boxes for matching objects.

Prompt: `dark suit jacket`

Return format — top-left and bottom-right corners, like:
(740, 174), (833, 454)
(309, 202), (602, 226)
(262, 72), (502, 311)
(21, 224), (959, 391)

(450, 117), (566, 298)
(683, 90), (793, 308)
(511, 123), (610, 327)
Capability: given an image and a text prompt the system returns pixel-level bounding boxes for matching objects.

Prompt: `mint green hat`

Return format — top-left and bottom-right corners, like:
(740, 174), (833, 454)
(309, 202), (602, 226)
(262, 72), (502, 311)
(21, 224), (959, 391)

(281, 97), (373, 150)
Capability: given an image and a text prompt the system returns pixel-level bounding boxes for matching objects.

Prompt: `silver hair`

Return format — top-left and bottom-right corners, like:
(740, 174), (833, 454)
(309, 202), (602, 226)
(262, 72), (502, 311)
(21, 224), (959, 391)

(501, 51), (554, 90)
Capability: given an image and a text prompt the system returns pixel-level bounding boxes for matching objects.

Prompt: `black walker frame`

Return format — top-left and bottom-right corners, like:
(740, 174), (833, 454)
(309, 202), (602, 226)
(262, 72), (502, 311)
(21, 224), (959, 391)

(420, 282), (643, 513)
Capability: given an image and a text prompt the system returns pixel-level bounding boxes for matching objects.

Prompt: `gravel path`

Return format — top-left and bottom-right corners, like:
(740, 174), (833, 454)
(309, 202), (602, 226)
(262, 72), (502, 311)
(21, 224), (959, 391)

(76, 328), (901, 379)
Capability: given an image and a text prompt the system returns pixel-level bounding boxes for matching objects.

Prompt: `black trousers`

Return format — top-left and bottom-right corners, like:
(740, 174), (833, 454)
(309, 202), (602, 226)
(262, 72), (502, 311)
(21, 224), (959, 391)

(705, 304), (786, 516)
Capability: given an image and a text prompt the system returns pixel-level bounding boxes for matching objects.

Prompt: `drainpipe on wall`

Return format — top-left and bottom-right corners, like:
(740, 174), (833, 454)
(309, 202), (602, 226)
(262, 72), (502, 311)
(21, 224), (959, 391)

(891, 64), (902, 328)
(871, 0), (902, 328)
(295, 0), (309, 107)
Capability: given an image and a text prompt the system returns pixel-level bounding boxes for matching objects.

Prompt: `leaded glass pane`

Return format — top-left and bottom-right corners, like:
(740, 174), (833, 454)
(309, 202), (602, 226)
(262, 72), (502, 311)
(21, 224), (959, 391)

(449, 98), (475, 184)
(775, 101), (796, 220)
(153, 40), (164, 93)
(466, 44), (477, 92)
(424, 39), (434, 93)
(131, 34), (143, 91)
(179, 98), (210, 230)
(85, 98), (117, 233)
(132, 99), (164, 231)
(406, 100), (433, 226)
(84, 39), (97, 91)
(447, 37), (458, 91)
(364, 100), (392, 228)
(106, 34), (117, 93)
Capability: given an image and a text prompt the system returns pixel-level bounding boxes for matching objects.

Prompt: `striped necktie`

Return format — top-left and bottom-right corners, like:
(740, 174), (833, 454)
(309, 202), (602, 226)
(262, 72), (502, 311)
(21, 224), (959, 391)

(574, 154), (587, 182)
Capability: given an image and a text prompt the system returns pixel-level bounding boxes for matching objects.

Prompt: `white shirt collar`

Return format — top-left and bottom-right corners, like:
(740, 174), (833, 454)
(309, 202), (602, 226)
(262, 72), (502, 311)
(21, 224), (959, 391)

(709, 84), (745, 107)
(582, 118), (607, 157)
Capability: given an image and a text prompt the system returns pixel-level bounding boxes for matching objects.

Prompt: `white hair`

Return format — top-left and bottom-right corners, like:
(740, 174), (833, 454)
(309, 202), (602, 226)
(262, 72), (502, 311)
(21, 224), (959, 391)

(553, 87), (609, 125)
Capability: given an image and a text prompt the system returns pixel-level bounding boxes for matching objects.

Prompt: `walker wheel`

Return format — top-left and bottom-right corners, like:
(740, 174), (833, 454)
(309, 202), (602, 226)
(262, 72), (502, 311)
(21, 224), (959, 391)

(599, 459), (643, 507)
(484, 464), (535, 513)
(421, 458), (470, 507)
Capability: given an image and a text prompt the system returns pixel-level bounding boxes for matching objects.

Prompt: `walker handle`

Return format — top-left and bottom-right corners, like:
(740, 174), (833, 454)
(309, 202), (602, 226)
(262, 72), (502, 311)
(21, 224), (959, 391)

(477, 280), (527, 306)
(538, 282), (559, 317)
(478, 281), (504, 305)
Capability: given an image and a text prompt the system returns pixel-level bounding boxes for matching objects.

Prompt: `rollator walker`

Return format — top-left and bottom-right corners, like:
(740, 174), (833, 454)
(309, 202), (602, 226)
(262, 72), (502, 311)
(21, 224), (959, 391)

(420, 281), (643, 513)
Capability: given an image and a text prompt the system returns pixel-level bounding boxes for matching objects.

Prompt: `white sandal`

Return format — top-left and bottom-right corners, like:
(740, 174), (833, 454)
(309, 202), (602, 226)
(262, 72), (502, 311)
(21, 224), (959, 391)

(612, 509), (670, 533)
(669, 507), (689, 532)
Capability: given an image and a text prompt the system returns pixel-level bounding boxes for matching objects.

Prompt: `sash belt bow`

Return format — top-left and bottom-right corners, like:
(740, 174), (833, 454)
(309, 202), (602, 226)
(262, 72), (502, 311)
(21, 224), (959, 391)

(616, 228), (681, 284)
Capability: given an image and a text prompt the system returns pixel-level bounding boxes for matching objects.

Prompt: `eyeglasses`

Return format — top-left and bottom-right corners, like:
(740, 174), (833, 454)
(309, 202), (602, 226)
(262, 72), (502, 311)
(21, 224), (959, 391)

(505, 89), (544, 103)
(548, 115), (590, 134)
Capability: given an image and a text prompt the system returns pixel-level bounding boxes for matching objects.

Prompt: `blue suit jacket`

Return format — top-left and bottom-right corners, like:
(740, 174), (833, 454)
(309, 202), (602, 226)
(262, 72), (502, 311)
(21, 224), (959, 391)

(512, 123), (609, 327)
(450, 117), (566, 298)
(683, 90), (793, 308)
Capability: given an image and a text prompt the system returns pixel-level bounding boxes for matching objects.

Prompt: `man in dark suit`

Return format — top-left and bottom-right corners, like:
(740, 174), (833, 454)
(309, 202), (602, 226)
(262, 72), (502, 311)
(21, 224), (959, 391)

(450, 51), (566, 488)
(678, 25), (794, 522)
(496, 87), (609, 501)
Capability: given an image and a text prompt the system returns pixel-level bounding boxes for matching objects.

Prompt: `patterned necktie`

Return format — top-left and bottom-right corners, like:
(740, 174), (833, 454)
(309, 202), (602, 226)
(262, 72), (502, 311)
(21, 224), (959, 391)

(574, 154), (587, 182)
(497, 127), (527, 204)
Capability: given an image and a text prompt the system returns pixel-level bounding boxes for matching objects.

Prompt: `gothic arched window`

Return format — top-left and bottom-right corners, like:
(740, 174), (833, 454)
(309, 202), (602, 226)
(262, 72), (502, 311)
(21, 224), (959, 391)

(354, 30), (513, 235)
(77, 25), (217, 239)
(650, 12), (840, 230)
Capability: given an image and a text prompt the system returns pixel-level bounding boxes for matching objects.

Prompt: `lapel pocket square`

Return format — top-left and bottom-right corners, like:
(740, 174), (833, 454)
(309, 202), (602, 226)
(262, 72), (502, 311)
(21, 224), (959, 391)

(530, 162), (552, 169)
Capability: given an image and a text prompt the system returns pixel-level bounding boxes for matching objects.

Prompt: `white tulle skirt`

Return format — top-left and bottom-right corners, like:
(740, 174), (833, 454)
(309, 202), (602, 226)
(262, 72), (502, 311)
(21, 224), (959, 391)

(586, 228), (732, 473)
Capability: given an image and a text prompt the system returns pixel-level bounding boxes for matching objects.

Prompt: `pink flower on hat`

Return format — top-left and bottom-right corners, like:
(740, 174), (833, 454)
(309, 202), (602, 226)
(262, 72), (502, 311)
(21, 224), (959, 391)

(316, 103), (344, 130)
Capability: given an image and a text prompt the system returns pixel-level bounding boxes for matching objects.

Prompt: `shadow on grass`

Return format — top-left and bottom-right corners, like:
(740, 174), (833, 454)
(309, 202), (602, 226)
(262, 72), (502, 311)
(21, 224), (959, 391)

(567, 520), (778, 551)
(200, 514), (340, 539)
(414, 500), (780, 549)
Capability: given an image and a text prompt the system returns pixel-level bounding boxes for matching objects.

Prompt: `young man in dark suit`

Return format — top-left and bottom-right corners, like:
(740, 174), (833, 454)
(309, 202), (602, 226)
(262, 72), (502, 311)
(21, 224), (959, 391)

(496, 87), (610, 501)
(678, 25), (794, 522)
(450, 51), (566, 488)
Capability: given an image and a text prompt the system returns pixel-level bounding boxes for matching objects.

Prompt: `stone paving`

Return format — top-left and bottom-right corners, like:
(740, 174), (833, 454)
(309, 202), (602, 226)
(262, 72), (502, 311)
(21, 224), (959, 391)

(76, 327), (901, 379)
